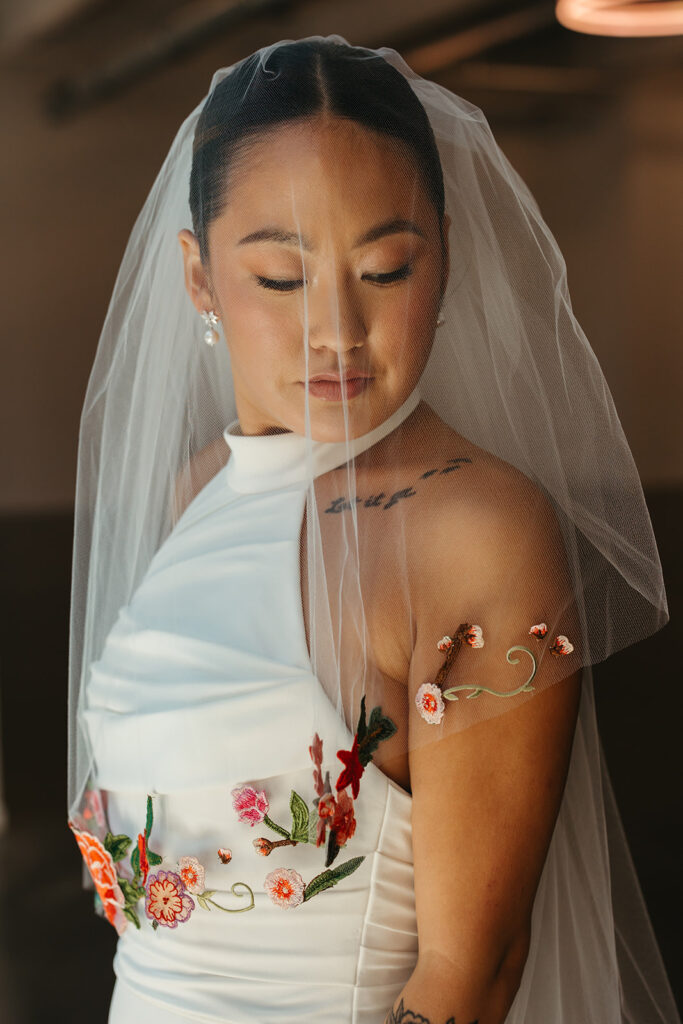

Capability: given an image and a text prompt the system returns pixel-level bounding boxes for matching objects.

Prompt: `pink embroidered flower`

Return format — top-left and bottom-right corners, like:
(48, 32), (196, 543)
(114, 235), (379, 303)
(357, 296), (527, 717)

(309, 732), (324, 796)
(178, 856), (205, 894)
(264, 867), (305, 908)
(69, 823), (127, 935)
(461, 624), (484, 648)
(231, 785), (269, 825)
(336, 735), (364, 799)
(529, 623), (548, 640)
(137, 832), (149, 885)
(332, 789), (356, 846)
(145, 870), (195, 928)
(217, 848), (232, 864)
(550, 635), (574, 656)
(253, 837), (274, 856)
(415, 682), (445, 724)
(437, 635), (454, 652)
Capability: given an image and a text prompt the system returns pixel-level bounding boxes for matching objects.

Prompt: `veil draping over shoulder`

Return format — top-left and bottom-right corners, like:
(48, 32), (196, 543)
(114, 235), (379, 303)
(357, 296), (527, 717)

(67, 35), (678, 1023)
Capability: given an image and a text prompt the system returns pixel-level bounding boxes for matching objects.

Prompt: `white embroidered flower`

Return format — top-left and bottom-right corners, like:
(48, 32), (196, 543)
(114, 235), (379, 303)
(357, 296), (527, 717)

(462, 624), (484, 648)
(414, 682), (445, 724)
(264, 867), (306, 908)
(437, 635), (454, 652)
(178, 856), (205, 894)
(550, 635), (574, 656)
(529, 622), (548, 640)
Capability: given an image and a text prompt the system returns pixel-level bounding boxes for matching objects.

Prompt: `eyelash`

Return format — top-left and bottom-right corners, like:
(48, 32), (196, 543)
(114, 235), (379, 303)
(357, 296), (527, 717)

(255, 262), (414, 292)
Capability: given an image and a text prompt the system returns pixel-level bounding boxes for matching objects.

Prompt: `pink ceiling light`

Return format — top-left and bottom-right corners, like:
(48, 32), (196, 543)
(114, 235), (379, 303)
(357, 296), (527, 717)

(556, 0), (683, 36)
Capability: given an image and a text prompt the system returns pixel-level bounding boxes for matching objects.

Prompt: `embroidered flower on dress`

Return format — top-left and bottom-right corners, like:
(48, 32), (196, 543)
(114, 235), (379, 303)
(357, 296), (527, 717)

(331, 790), (356, 846)
(529, 623), (548, 640)
(217, 848), (232, 864)
(69, 824), (127, 934)
(145, 869), (195, 928)
(437, 635), (454, 652)
(550, 635), (574, 656)
(253, 837), (275, 856)
(82, 788), (107, 830)
(178, 856), (205, 894)
(136, 833), (150, 885)
(335, 735), (364, 799)
(414, 681), (446, 724)
(264, 867), (306, 908)
(231, 785), (269, 825)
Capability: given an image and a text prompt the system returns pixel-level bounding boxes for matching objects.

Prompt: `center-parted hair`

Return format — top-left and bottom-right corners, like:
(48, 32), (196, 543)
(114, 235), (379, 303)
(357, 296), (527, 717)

(189, 38), (446, 264)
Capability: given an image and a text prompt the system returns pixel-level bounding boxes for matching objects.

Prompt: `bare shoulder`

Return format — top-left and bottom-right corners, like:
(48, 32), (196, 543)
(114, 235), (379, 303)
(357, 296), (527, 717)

(404, 400), (561, 559)
(172, 436), (230, 524)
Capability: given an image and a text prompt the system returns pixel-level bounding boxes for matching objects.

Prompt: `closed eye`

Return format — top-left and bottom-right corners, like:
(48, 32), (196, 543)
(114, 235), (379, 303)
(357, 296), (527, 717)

(254, 262), (414, 293)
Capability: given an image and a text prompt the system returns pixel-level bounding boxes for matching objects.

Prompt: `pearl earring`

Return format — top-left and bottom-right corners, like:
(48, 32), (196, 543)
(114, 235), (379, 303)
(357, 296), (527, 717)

(200, 309), (220, 346)
(436, 309), (446, 327)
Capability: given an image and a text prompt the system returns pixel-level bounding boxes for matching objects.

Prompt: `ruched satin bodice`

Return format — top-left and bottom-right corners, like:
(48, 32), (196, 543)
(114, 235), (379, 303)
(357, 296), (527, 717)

(84, 389), (422, 1023)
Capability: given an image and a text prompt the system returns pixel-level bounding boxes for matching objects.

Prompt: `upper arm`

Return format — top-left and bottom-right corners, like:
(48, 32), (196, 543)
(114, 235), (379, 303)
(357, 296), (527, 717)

(407, 466), (583, 986)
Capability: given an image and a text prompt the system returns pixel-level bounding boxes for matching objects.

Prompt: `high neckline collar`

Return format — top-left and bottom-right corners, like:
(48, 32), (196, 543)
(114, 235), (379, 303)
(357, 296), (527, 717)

(223, 386), (422, 494)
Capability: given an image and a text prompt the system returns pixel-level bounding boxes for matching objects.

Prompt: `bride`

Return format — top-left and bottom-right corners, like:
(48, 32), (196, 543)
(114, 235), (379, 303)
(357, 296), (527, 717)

(67, 36), (680, 1024)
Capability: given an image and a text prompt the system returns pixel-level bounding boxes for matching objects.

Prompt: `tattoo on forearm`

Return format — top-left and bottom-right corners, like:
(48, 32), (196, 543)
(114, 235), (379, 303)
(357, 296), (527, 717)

(324, 457), (473, 514)
(384, 998), (478, 1023)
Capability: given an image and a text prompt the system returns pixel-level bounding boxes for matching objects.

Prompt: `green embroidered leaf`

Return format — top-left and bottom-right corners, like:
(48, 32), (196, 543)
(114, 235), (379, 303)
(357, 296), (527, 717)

(303, 855), (365, 901)
(147, 849), (163, 866)
(289, 790), (310, 842)
(145, 795), (154, 838)
(359, 706), (398, 765)
(119, 878), (145, 906)
(130, 845), (140, 878)
(123, 904), (141, 929)
(263, 813), (290, 840)
(325, 828), (341, 868)
(152, 919), (159, 931)
(355, 695), (368, 745)
(104, 832), (132, 863)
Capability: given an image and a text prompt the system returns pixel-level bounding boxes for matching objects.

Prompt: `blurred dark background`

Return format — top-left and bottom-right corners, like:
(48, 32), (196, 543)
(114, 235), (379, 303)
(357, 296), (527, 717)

(0, 1), (681, 1020)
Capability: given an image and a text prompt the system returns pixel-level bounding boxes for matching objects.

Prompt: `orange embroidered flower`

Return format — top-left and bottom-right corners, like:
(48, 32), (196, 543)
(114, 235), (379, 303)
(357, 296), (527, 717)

(264, 867), (305, 908)
(137, 832), (149, 885)
(217, 848), (232, 864)
(178, 856), (205, 894)
(437, 635), (454, 652)
(317, 792), (337, 820)
(414, 681), (445, 724)
(253, 837), (274, 856)
(529, 623), (548, 640)
(550, 634), (574, 656)
(69, 823), (126, 935)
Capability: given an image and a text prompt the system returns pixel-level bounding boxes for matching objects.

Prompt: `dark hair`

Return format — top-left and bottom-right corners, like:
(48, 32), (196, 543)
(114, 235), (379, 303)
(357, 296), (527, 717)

(189, 39), (446, 264)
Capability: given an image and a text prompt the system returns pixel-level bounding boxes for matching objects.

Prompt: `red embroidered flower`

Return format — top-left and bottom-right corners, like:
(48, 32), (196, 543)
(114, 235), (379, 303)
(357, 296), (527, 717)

(217, 848), (232, 864)
(550, 634), (574, 656)
(529, 622), (548, 640)
(336, 735), (364, 799)
(317, 792), (337, 820)
(231, 785), (269, 825)
(309, 732), (324, 796)
(145, 869), (195, 928)
(332, 789), (356, 846)
(437, 635), (454, 652)
(69, 823), (126, 935)
(137, 832), (149, 885)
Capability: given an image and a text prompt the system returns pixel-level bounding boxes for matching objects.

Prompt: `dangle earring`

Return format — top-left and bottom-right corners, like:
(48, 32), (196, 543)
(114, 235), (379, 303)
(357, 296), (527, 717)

(200, 309), (220, 346)
(436, 307), (446, 327)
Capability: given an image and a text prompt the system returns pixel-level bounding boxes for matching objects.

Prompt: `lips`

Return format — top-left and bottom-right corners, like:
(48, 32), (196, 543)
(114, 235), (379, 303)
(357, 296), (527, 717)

(300, 375), (372, 401)
(305, 372), (372, 383)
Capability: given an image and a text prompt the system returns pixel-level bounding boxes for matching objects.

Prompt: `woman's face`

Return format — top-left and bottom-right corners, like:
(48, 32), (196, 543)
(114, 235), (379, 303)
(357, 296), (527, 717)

(179, 114), (449, 439)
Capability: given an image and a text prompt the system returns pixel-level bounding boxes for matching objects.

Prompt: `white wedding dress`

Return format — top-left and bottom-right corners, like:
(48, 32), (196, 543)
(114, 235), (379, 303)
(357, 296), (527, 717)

(84, 384), (680, 1024)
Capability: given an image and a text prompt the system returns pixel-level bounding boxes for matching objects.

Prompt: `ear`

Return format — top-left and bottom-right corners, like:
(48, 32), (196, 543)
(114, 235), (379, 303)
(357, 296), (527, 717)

(439, 212), (451, 303)
(178, 229), (217, 316)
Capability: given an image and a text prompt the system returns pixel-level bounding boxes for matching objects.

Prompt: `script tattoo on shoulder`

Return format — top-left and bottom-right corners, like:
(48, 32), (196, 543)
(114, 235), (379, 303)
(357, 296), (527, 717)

(323, 456), (473, 514)
(384, 999), (479, 1024)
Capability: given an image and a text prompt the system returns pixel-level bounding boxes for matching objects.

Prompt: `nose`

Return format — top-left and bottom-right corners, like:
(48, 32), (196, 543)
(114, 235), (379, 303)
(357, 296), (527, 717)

(304, 269), (366, 353)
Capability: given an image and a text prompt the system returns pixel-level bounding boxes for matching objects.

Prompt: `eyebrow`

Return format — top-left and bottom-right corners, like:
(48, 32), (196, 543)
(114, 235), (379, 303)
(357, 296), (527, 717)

(236, 217), (427, 250)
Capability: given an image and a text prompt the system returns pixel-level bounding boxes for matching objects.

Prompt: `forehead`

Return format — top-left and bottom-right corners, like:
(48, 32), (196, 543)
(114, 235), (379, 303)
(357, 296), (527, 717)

(217, 116), (430, 227)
